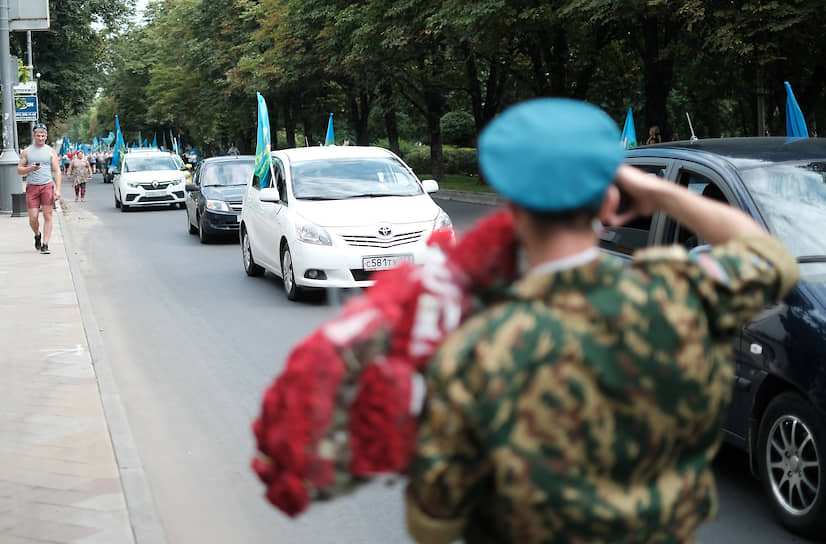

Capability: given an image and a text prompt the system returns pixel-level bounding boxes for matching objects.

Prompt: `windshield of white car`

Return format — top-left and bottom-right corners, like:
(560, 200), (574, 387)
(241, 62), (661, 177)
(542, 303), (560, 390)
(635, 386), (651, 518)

(290, 157), (424, 200)
(123, 155), (179, 172)
(740, 161), (826, 259)
(202, 161), (254, 186)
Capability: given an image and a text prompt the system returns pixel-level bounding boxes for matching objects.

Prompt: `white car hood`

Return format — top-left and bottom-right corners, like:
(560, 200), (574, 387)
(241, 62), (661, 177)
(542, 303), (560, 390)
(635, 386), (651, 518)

(294, 195), (440, 227)
(121, 170), (183, 182)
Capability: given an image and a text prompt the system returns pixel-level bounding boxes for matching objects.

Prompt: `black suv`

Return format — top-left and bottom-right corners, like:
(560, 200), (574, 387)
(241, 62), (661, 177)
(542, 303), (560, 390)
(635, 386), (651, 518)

(607, 138), (826, 538)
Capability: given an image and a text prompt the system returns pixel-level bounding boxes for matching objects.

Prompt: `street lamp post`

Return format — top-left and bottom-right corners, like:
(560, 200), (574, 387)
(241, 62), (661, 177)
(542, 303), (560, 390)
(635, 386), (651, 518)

(0, 0), (23, 213)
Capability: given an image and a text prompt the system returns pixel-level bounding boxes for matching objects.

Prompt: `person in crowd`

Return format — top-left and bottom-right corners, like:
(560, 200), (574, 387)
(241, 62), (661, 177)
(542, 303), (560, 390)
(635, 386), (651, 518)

(405, 98), (800, 544)
(227, 143), (239, 156)
(67, 150), (93, 202)
(17, 123), (62, 255)
(646, 124), (662, 144)
(89, 150), (97, 174)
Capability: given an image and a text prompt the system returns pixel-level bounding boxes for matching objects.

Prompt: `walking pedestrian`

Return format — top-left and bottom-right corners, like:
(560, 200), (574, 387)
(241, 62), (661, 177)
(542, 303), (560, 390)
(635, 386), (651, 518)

(405, 99), (800, 544)
(17, 123), (62, 255)
(67, 150), (92, 202)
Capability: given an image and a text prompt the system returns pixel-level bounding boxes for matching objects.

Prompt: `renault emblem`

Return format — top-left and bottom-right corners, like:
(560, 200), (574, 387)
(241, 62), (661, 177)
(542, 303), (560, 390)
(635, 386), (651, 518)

(152, 180), (159, 189)
(377, 224), (392, 238)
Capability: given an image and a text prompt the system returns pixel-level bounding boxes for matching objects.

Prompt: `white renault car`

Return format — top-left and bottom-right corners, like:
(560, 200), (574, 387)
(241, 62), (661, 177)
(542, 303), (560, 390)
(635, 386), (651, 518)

(239, 146), (453, 300)
(113, 150), (189, 211)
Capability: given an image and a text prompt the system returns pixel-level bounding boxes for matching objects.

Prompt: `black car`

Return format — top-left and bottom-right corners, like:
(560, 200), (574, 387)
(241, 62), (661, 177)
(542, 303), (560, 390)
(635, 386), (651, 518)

(185, 155), (255, 243)
(610, 138), (826, 538)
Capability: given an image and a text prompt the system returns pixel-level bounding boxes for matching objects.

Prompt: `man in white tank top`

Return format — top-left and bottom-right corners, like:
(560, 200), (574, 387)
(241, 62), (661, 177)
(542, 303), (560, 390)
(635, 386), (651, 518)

(17, 124), (62, 254)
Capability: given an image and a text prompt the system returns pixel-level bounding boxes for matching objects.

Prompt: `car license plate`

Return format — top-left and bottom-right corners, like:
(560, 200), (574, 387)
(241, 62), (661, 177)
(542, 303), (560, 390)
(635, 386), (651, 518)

(145, 189), (166, 196)
(362, 254), (413, 271)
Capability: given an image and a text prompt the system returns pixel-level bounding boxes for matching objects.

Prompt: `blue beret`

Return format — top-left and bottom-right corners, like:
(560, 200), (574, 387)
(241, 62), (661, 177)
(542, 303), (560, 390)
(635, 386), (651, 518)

(478, 98), (624, 212)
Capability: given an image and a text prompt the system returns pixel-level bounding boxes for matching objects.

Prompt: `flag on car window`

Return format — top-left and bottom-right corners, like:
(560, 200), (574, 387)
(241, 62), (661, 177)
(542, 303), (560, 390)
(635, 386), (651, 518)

(255, 92), (272, 179)
(111, 115), (127, 168)
(784, 81), (809, 138)
(325, 113), (335, 146)
(620, 108), (637, 149)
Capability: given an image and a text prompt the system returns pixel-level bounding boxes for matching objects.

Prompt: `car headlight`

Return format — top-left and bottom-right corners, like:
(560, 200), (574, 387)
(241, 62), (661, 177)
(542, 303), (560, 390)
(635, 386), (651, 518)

(127, 181), (142, 188)
(205, 199), (230, 212)
(433, 208), (453, 231)
(295, 215), (332, 246)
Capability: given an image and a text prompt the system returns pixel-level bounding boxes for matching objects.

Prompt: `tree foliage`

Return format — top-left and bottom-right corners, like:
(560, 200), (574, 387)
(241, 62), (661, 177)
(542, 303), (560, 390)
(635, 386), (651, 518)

(43, 0), (826, 175)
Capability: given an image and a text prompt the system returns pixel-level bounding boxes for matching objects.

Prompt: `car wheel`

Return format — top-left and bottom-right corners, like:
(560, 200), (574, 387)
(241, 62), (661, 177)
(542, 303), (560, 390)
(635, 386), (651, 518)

(241, 229), (264, 277)
(115, 192), (121, 209)
(121, 201), (129, 212)
(198, 215), (211, 244)
(187, 210), (197, 235)
(281, 244), (302, 301)
(757, 392), (826, 537)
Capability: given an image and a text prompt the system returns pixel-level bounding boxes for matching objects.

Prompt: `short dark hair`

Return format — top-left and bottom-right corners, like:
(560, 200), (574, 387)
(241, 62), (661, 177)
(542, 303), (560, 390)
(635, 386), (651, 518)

(521, 205), (598, 233)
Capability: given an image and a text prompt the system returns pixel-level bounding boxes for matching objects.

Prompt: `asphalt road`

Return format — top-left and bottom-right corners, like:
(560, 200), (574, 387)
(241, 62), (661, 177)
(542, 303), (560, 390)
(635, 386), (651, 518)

(60, 174), (818, 544)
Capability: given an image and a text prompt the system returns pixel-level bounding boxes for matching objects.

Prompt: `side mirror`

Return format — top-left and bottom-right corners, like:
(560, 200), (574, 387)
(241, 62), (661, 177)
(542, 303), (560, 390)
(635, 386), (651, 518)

(185, 184), (199, 192)
(421, 179), (439, 193)
(260, 187), (281, 203)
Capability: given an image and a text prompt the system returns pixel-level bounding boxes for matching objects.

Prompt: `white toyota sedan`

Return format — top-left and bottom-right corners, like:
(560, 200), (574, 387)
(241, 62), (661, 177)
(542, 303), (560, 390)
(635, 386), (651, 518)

(239, 146), (453, 300)
(113, 150), (189, 211)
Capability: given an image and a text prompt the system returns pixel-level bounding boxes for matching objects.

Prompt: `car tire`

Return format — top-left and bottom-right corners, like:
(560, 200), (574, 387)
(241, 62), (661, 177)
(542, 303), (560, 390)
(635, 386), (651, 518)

(198, 215), (211, 244)
(187, 210), (197, 234)
(241, 229), (264, 277)
(281, 244), (302, 301)
(115, 193), (121, 209)
(757, 392), (826, 538)
(179, 202), (186, 210)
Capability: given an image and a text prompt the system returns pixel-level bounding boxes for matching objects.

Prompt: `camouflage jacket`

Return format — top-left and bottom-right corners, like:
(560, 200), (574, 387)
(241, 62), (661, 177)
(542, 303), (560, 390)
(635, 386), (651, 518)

(406, 235), (799, 544)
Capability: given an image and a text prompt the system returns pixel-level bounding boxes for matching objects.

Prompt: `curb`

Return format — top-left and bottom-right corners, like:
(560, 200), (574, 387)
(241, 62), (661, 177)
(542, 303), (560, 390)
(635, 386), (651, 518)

(433, 189), (503, 207)
(57, 202), (168, 544)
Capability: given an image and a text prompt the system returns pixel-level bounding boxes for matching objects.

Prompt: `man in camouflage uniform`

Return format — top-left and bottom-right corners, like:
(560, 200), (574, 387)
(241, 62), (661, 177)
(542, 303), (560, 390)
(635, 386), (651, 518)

(405, 99), (800, 543)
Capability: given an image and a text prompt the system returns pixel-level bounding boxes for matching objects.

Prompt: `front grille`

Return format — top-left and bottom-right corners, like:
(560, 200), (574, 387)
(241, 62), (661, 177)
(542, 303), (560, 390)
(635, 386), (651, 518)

(173, 191), (185, 198)
(139, 195), (174, 202)
(229, 201), (243, 212)
(139, 182), (171, 190)
(350, 269), (374, 281)
(341, 230), (425, 249)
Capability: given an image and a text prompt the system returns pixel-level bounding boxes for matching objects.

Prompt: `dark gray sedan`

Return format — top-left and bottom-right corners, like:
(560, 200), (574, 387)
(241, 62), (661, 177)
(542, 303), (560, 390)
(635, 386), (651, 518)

(614, 138), (826, 539)
(185, 155), (255, 243)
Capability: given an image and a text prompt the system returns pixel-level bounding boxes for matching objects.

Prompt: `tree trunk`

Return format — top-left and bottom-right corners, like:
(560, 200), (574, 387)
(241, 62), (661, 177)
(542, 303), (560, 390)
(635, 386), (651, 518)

(380, 82), (400, 155)
(641, 16), (673, 139)
(348, 90), (372, 146)
(283, 102), (296, 148)
(425, 89), (444, 181)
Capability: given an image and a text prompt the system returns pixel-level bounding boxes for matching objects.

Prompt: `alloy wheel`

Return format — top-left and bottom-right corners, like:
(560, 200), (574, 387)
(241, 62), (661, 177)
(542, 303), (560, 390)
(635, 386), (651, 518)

(765, 414), (821, 516)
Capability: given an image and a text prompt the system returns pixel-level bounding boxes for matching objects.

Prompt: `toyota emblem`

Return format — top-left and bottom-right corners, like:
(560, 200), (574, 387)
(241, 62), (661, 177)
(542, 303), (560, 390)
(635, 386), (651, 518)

(377, 225), (392, 238)
(152, 180), (159, 189)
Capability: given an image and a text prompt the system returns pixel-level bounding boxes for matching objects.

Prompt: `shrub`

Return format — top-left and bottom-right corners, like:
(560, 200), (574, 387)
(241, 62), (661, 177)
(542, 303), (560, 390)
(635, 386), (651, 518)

(441, 111), (476, 147)
(444, 147), (478, 176)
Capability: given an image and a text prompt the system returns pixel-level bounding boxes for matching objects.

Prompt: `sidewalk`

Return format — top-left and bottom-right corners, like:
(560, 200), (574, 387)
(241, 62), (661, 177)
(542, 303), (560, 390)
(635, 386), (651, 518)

(0, 207), (136, 543)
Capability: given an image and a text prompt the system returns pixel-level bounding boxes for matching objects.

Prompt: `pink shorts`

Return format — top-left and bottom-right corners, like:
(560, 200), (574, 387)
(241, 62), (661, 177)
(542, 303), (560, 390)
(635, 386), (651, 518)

(26, 183), (54, 209)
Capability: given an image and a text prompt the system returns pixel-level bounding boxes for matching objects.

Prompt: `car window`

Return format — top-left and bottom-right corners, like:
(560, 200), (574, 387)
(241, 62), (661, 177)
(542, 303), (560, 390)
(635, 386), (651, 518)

(274, 160), (287, 203)
(123, 155), (179, 172)
(740, 161), (826, 260)
(598, 164), (661, 256)
(201, 160), (255, 186)
(290, 157), (424, 200)
(669, 171), (731, 249)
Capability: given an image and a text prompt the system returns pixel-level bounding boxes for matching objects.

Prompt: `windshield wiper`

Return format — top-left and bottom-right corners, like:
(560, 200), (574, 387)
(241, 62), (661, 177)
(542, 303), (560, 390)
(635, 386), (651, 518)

(797, 255), (826, 263)
(349, 193), (395, 198)
(297, 196), (344, 201)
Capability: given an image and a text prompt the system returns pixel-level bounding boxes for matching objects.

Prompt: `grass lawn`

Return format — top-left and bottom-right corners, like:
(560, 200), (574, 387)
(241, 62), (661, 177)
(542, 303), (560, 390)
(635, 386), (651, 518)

(419, 174), (495, 194)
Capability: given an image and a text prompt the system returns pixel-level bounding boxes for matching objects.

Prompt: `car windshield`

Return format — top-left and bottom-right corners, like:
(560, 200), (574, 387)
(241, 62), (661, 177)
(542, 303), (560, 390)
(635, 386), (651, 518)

(202, 160), (254, 186)
(124, 155), (180, 172)
(290, 157), (423, 200)
(740, 161), (826, 259)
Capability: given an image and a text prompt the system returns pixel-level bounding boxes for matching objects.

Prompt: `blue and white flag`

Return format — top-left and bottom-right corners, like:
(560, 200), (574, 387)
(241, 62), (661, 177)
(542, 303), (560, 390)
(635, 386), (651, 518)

(324, 113), (335, 146)
(255, 92), (272, 180)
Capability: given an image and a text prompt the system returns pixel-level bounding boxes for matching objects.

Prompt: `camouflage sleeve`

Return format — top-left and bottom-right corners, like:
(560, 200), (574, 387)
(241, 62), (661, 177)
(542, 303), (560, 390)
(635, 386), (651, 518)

(406, 331), (492, 543)
(634, 233), (800, 338)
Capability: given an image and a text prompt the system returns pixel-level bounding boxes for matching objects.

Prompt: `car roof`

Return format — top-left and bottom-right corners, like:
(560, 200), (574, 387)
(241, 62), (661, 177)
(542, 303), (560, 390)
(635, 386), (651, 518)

(275, 146), (394, 162)
(629, 137), (826, 170)
(201, 155), (255, 164)
(124, 149), (174, 157)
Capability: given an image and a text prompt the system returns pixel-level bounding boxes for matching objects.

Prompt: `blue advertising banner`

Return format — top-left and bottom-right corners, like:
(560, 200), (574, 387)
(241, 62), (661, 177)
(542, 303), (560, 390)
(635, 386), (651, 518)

(15, 96), (38, 122)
